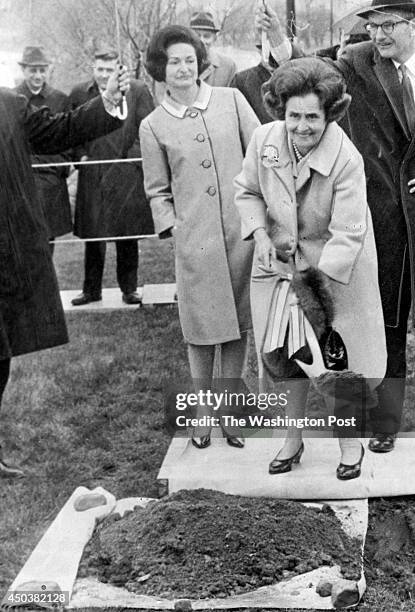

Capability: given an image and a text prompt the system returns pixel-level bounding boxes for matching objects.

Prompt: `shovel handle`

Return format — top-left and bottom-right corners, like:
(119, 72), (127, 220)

(115, 93), (128, 120)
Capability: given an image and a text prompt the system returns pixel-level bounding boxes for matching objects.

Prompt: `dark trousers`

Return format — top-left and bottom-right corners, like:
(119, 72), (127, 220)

(0, 359), (11, 447)
(83, 240), (138, 296)
(372, 258), (412, 435)
(0, 359), (10, 405)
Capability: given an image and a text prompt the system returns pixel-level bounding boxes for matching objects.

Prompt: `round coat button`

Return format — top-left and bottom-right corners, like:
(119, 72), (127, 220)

(207, 186), (216, 196)
(196, 134), (205, 142)
(189, 111), (198, 118)
(202, 159), (212, 168)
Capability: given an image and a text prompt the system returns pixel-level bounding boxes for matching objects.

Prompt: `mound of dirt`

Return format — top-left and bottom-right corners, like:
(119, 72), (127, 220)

(78, 489), (362, 600)
(364, 496), (415, 601)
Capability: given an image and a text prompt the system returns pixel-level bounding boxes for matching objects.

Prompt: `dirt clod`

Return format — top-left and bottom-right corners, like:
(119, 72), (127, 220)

(316, 579), (333, 597)
(79, 489), (362, 600)
(331, 579), (360, 609)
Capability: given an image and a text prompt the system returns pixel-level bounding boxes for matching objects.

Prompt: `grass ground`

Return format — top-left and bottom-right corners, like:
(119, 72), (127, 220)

(0, 235), (414, 611)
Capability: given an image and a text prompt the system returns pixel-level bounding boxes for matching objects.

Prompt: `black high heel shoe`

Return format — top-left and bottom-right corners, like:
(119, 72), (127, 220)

(191, 434), (211, 449)
(336, 443), (364, 481)
(268, 442), (304, 474)
(225, 435), (244, 449)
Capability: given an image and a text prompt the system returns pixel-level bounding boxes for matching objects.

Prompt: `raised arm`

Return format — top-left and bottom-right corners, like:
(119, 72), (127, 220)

(24, 66), (130, 155)
(255, 2), (356, 83)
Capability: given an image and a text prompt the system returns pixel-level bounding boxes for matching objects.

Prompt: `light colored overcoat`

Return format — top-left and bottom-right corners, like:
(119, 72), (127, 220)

(140, 82), (260, 345)
(234, 120), (387, 381)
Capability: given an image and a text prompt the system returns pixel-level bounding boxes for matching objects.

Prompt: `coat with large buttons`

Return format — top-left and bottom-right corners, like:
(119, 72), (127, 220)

(234, 120), (387, 381)
(140, 84), (260, 345)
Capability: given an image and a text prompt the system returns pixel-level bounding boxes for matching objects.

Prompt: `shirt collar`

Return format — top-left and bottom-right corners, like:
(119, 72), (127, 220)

(392, 51), (415, 76)
(161, 80), (212, 118)
(88, 79), (99, 92)
(22, 81), (50, 98)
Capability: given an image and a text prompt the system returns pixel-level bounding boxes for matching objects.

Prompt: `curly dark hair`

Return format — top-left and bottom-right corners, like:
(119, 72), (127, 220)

(145, 25), (207, 83)
(262, 57), (351, 123)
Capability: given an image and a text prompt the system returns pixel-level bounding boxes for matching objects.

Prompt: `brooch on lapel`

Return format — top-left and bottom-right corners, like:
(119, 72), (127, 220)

(261, 144), (280, 168)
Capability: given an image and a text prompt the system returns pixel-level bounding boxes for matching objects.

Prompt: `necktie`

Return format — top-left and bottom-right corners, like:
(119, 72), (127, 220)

(400, 64), (415, 136)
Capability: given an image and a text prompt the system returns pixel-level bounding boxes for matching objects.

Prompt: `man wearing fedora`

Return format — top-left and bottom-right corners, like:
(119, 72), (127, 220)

(189, 11), (236, 87)
(15, 46), (72, 254)
(257, 0), (415, 453)
(0, 64), (129, 478)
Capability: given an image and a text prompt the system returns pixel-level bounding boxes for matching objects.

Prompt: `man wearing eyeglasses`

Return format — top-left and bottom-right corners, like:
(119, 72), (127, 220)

(256, 0), (415, 453)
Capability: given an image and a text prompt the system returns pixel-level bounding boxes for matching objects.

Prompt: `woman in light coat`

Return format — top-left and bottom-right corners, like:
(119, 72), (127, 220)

(235, 58), (387, 480)
(140, 26), (259, 449)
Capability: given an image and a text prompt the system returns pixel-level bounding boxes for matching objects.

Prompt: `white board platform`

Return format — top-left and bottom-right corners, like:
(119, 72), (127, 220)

(157, 434), (415, 500)
(60, 284), (177, 312)
(4, 487), (367, 611)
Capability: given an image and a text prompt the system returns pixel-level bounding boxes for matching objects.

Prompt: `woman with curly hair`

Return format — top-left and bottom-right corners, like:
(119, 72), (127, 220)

(140, 26), (259, 449)
(235, 57), (386, 480)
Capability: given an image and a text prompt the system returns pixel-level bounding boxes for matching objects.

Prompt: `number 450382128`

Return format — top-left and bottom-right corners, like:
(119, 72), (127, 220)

(3, 590), (69, 607)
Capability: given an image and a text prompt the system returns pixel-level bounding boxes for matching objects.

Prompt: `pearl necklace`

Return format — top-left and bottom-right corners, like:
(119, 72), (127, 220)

(292, 141), (304, 162)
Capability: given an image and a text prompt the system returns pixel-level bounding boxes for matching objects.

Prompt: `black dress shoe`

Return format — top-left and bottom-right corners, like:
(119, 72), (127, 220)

(191, 434), (211, 449)
(122, 292), (141, 305)
(337, 444), (365, 481)
(225, 435), (245, 448)
(0, 459), (25, 479)
(71, 292), (102, 306)
(269, 442), (304, 475)
(368, 433), (396, 453)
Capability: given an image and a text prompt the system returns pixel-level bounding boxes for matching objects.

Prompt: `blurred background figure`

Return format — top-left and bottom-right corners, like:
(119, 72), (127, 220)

(69, 48), (155, 307)
(15, 46), (72, 254)
(189, 10), (236, 86)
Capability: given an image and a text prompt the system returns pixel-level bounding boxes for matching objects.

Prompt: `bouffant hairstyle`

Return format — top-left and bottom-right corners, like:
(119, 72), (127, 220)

(145, 25), (207, 83)
(262, 57), (351, 123)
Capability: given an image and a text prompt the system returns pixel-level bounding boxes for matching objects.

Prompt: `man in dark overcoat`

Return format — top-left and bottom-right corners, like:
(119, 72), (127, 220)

(69, 49), (154, 306)
(0, 66), (129, 477)
(230, 55), (277, 124)
(15, 46), (72, 253)
(258, 0), (415, 452)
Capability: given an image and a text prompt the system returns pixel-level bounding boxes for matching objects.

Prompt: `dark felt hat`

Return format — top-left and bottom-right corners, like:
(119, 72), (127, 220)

(190, 11), (219, 32)
(356, 0), (415, 19)
(93, 47), (118, 60)
(18, 46), (50, 66)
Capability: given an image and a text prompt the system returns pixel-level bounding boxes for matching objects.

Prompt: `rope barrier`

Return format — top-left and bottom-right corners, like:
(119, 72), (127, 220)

(32, 157), (143, 168)
(32, 156), (157, 244)
(50, 234), (158, 244)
